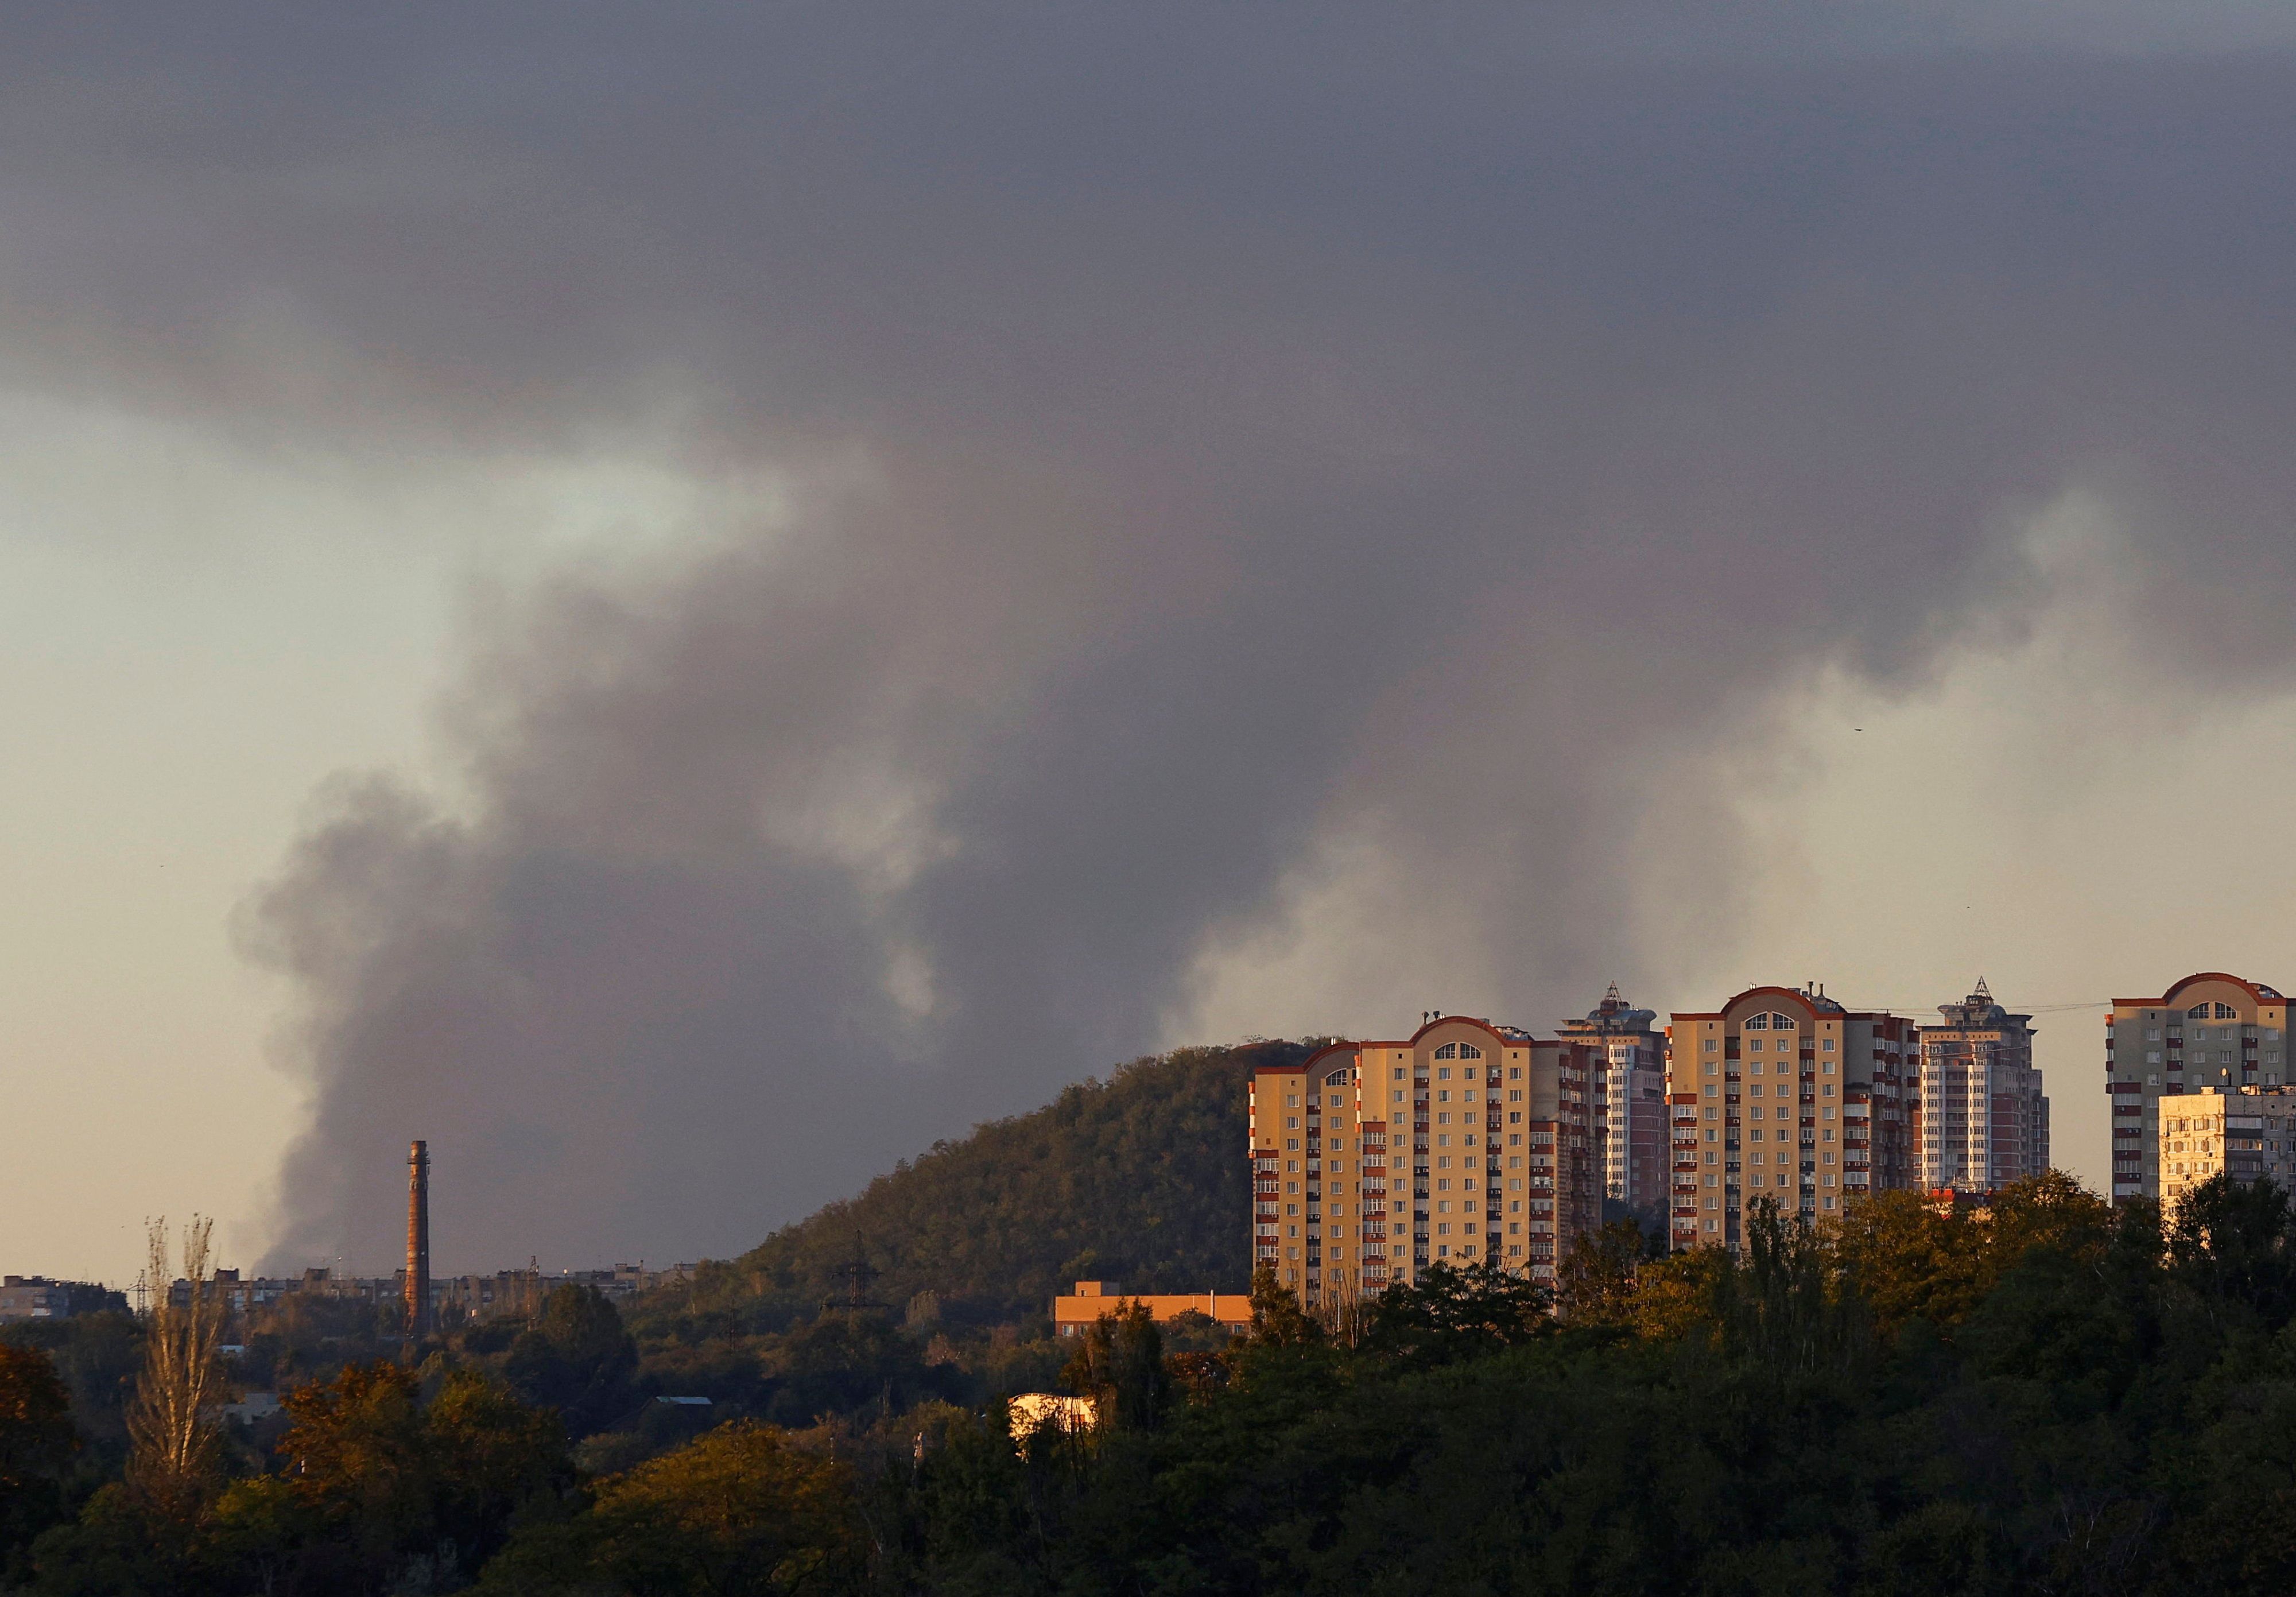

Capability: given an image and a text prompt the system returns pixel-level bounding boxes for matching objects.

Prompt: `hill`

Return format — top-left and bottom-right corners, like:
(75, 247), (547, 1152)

(652, 1038), (1317, 1332)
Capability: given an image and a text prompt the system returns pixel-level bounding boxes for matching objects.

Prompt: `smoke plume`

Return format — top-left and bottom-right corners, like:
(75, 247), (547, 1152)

(7, 6), (2294, 1268)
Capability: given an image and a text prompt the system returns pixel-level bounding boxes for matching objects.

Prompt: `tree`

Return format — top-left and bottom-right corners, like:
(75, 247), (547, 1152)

(123, 1216), (227, 1514)
(1554, 1219), (1648, 1329)
(1243, 1264), (1321, 1349)
(277, 1362), (437, 1565)
(0, 1346), (75, 1564)
(426, 1370), (573, 1567)
(1058, 1304), (1170, 1433)
(478, 1421), (860, 1597)
(1363, 1261), (1550, 1367)
(1832, 1188), (1988, 1336)
(2166, 1169), (2296, 1328)
(505, 1285), (637, 1435)
(1715, 1197), (1866, 1382)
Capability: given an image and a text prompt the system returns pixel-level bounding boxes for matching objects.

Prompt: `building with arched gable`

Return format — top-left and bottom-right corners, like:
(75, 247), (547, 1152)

(1247, 1014), (1599, 1304)
(1665, 984), (1917, 1253)
(2106, 973), (2291, 1202)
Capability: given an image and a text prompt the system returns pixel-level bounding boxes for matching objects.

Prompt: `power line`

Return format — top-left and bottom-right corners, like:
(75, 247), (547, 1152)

(1825, 1000), (2108, 1014)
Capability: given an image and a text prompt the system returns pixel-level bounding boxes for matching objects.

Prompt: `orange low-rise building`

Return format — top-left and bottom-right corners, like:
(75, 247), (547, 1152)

(1052, 1280), (1252, 1336)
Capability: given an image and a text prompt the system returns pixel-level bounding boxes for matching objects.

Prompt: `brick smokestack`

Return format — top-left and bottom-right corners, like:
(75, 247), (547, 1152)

(405, 1139), (430, 1338)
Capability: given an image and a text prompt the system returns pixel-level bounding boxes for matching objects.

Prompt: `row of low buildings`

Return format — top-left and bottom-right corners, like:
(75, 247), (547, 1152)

(1247, 978), (2054, 1303)
(129, 1261), (693, 1325)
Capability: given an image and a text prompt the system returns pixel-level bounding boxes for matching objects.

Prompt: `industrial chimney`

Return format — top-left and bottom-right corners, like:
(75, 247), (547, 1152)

(405, 1139), (431, 1339)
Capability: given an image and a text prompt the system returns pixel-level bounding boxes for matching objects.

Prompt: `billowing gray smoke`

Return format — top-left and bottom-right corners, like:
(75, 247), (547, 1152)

(10, 6), (2294, 1269)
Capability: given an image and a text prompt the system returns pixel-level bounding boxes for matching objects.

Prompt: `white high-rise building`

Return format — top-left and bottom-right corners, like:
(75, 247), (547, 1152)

(1916, 980), (2049, 1196)
(1558, 984), (1667, 1215)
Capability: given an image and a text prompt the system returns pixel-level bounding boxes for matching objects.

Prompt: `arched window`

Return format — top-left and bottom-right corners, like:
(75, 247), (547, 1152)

(1458, 1044), (1484, 1059)
(1768, 1013), (1797, 1029)
(2189, 1004), (2213, 1018)
(2216, 1002), (2239, 1019)
(1744, 1014), (1768, 1031)
(1323, 1068), (1353, 1087)
(1434, 1044), (1459, 1059)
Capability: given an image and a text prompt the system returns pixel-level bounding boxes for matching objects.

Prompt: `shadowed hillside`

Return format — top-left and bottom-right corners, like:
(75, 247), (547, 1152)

(650, 1039), (1319, 1332)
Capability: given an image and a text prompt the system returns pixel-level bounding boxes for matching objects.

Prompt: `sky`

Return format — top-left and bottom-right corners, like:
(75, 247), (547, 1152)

(5, 3), (2296, 1284)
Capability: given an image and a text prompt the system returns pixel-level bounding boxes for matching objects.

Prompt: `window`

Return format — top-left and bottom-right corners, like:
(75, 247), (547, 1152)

(1434, 1043), (1457, 1059)
(2216, 1003), (2239, 1019)
(1459, 1044), (1484, 1059)
(1328, 1094), (1343, 1107)
(1822, 1038), (1835, 1052)
(2189, 1004), (2212, 1018)
(1704, 1038), (1718, 1052)
(1745, 1014), (1768, 1030)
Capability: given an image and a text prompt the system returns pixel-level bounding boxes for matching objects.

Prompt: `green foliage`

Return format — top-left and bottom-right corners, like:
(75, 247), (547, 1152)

(1058, 1304), (1170, 1432)
(1362, 1259), (1552, 1367)
(658, 1040), (1314, 1332)
(1242, 1262), (1320, 1349)
(478, 1421), (859, 1597)
(0, 1345), (77, 1577)
(505, 1285), (638, 1435)
(1554, 1218), (1651, 1329)
(25, 1361), (568, 1595)
(0, 1315), (139, 1458)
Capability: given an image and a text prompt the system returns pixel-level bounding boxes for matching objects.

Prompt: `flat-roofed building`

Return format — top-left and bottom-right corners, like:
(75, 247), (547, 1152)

(1917, 979), (2049, 1196)
(1558, 983), (1667, 1214)
(1051, 1281), (1252, 1336)
(0, 1276), (109, 1321)
(1666, 984), (1917, 1253)
(1250, 1015), (1598, 1303)
(2156, 1087), (2296, 1213)
(2106, 974), (2291, 1203)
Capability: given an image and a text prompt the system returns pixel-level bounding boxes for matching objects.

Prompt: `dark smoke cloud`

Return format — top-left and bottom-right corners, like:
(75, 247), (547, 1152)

(6, 6), (2294, 1267)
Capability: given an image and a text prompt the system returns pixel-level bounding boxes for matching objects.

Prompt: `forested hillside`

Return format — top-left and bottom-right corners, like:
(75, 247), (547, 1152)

(653, 1039), (1316, 1332)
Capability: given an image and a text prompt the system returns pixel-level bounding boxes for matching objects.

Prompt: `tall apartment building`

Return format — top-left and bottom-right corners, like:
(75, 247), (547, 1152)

(1557, 983), (1667, 1213)
(2154, 1087), (2296, 1214)
(2105, 974), (2291, 1203)
(1915, 980), (2049, 1196)
(1666, 984), (1918, 1253)
(1248, 1015), (1598, 1304)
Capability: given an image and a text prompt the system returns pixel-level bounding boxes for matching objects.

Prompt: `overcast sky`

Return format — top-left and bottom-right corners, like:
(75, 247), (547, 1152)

(6, 3), (2296, 1283)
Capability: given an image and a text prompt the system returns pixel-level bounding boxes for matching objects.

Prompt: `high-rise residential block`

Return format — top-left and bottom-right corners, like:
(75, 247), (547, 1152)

(1666, 984), (1917, 1253)
(1558, 984), (1667, 1214)
(1915, 980), (2049, 1196)
(2105, 974), (2291, 1204)
(1248, 1015), (1599, 1304)
(2157, 1086), (2296, 1213)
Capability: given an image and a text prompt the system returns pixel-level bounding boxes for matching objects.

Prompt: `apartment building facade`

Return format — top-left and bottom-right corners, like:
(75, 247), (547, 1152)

(2157, 1086), (2296, 1214)
(1557, 983), (1667, 1213)
(1666, 985), (1918, 1253)
(2105, 973), (2291, 1203)
(1915, 979), (2049, 1196)
(1249, 1015), (1598, 1304)
(0, 1276), (110, 1321)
